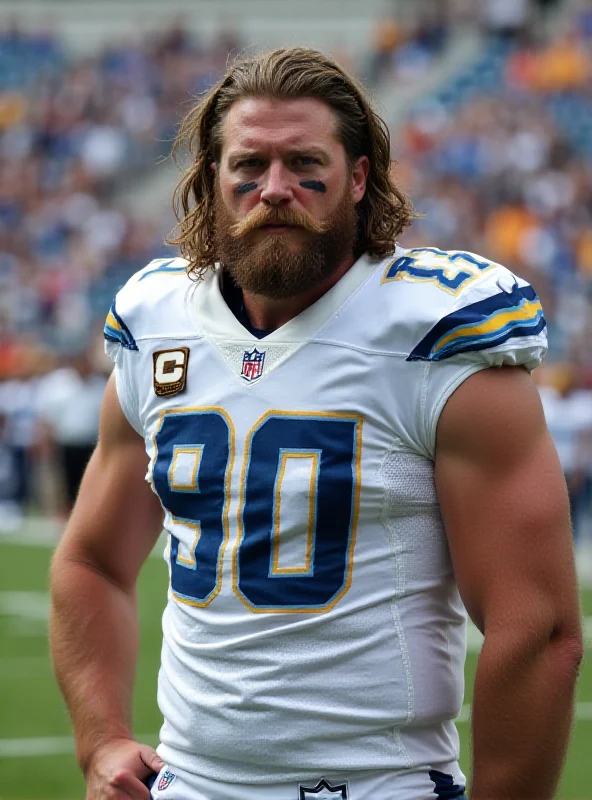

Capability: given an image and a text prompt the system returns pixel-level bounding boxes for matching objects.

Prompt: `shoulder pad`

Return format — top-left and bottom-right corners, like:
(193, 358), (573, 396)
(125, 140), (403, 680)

(380, 247), (546, 366)
(103, 257), (191, 358)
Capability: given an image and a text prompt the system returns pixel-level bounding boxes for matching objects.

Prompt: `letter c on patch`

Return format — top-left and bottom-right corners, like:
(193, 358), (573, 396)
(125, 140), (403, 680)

(153, 348), (190, 397)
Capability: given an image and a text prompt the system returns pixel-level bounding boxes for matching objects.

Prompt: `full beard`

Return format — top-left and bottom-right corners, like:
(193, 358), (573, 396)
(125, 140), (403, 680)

(213, 187), (358, 300)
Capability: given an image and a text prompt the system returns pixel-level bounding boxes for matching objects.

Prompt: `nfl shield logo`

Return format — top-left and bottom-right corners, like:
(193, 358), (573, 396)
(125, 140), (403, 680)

(157, 769), (176, 791)
(241, 347), (266, 382)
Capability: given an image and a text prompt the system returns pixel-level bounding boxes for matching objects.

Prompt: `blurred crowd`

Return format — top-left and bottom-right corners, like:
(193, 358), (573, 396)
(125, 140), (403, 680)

(399, 4), (592, 357)
(0, 19), (242, 378)
(395, 1), (592, 540)
(363, 3), (449, 86)
(0, 1), (591, 539)
(0, 20), (244, 524)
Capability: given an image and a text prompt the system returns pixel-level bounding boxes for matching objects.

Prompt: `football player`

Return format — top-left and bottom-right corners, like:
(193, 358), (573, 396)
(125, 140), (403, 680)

(50, 48), (582, 800)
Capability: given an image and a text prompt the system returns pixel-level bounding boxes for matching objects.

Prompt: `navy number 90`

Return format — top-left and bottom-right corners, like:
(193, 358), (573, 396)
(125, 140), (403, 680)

(153, 409), (362, 613)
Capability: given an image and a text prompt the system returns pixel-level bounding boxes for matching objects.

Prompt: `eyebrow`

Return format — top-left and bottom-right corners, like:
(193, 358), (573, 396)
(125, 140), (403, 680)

(227, 152), (262, 168)
(285, 148), (330, 161)
(227, 149), (330, 167)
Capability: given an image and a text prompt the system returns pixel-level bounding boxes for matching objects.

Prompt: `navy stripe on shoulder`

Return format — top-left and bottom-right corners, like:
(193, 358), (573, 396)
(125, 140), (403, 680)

(408, 283), (545, 362)
(138, 259), (186, 282)
(103, 301), (139, 352)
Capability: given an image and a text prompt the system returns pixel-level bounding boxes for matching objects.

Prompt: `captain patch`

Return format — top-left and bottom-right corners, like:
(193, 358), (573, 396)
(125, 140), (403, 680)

(153, 348), (190, 397)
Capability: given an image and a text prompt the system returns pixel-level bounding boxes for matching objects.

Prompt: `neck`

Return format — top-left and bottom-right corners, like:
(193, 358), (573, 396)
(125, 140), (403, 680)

(241, 254), (356, 331)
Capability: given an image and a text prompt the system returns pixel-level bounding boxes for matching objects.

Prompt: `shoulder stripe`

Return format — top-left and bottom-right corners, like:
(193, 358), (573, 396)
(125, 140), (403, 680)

(138, 258), (187, 282)
(407, 283), (546, 362)
(103, 301), (139, 351)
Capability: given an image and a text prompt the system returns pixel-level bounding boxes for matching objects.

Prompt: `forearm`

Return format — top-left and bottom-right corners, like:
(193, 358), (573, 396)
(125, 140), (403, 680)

(470, 629), (581, 799)
(50, 557), (139, 771)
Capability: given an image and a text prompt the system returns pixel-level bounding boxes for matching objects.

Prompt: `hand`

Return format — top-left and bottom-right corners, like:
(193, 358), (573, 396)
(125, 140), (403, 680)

(84, 738), (165, 799)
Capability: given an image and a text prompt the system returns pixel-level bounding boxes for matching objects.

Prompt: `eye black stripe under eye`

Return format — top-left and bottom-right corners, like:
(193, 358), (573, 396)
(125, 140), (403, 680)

(235, 182), (258, 195)
(299, 180), (327, 193)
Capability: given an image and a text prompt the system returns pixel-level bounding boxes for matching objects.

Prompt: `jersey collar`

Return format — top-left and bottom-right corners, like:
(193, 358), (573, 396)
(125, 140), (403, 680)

(192, 252), (381, 343)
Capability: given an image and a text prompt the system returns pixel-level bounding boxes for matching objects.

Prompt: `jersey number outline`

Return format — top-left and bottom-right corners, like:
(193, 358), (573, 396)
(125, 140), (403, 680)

(152, 408), (363, 614)
(382, 247), (494, 295)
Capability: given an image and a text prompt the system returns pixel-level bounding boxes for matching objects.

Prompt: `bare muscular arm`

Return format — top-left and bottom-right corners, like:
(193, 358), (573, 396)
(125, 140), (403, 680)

(49, 375), (165, 796)
(435, 366), (583, 800)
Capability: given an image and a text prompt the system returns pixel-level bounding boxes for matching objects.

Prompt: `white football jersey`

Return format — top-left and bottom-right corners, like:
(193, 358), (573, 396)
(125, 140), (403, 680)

(105, 246), (546, 784)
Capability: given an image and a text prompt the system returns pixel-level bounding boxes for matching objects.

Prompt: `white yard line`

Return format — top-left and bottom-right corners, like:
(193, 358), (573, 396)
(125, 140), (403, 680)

(0, 521), (166, 557)
(0, 734), (156, 758)
(0, 518), (62, 547)
(0, 592), (50, 621)
(0, 736), (77, 757)
(3, 706), (592, 757)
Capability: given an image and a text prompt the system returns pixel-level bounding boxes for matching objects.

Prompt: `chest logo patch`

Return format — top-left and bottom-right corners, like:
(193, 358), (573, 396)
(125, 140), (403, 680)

(298, 779), (349, 799)
(153, 348), (190, 397)
(241, 347), (266, 382)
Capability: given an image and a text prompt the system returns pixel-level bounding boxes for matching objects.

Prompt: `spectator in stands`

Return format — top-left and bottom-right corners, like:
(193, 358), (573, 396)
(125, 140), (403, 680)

(0, 20), (242, 380)
(481, 0), (530, 41)
(367, 17), (402, 84)
(507, 32), (591, 92)
(366, 6), (448, 86)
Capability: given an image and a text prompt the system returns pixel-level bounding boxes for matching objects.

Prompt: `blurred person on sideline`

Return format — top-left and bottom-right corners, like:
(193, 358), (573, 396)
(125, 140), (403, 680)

(0, 408), (21, 531)
(37, 345), (108, 515)
(0, 350), (42, 525)
(50, 48), (582, 800)
(538, 365), (592, 542)
(0, 344), (54, 516)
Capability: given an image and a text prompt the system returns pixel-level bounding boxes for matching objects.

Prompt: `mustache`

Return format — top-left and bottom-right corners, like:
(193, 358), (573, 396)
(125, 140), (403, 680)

(230, 206), (329, 238)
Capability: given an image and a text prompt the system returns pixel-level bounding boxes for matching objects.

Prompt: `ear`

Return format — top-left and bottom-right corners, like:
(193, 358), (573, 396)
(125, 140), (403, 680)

(352, 155), (369, 204)
(210, 162), (217, 172)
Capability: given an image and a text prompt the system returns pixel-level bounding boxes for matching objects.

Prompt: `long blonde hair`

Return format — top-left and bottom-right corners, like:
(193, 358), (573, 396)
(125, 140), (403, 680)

(168, 47), (415, 279)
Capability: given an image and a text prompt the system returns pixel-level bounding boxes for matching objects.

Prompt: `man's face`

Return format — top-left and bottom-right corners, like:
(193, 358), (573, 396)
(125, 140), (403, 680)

(213, 97), (368, 299)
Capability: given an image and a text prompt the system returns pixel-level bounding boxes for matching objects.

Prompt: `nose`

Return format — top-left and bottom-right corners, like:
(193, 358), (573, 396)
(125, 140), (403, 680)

(259, 161), (293, 207)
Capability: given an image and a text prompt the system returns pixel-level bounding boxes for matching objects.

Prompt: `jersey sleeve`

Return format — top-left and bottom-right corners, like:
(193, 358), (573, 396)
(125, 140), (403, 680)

(407, 279), (546, 366)
(103, 296), (142, 435)
(102, 256), (191, 436)
(407, 267), (547, 460)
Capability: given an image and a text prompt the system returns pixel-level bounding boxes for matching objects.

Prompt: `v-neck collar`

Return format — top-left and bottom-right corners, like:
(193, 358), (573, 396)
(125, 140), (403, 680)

(193, 252), (381, 343)
(221, 276), (274, 339)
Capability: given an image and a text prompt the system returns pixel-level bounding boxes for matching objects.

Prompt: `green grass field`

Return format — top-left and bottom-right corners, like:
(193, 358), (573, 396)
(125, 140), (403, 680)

(0, 522), (590, 799)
